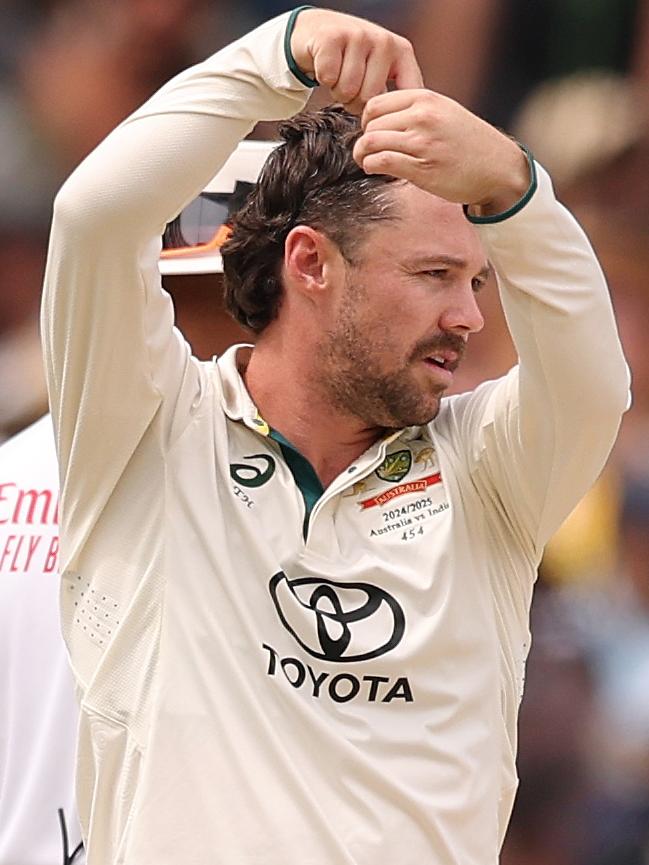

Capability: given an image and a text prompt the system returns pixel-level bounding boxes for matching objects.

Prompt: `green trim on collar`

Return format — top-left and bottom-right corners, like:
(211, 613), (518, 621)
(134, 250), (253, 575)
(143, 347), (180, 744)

(270, 429), (324, 539)
(463, 144), (537, 225)
(284, 6), (318, 88)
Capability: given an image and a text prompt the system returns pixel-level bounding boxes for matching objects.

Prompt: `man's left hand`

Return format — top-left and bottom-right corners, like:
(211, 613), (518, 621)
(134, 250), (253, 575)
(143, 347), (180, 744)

(353, 89), (530, 215)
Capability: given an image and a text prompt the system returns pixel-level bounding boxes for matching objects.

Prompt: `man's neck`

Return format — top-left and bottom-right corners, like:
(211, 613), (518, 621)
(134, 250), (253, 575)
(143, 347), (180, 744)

(243, 341), (384, 489)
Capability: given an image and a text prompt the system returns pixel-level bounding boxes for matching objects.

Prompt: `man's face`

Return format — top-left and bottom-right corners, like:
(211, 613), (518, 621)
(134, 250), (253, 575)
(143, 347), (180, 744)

(317, 183), (489, 429)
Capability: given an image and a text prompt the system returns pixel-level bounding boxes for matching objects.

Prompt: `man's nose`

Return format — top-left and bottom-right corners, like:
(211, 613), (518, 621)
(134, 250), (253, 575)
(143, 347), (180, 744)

(438, 285), (485, 335)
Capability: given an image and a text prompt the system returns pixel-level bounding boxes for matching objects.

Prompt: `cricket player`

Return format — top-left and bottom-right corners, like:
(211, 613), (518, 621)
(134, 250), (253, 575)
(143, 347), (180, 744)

(41, 7), (629, 864)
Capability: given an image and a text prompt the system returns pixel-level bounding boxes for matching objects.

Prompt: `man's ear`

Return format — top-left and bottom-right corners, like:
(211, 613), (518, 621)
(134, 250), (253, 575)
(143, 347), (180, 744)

(283, 225), (342, 297)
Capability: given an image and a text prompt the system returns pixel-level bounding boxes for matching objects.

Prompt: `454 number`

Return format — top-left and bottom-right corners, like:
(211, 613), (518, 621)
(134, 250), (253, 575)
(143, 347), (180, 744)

(401, 525), (424, 542)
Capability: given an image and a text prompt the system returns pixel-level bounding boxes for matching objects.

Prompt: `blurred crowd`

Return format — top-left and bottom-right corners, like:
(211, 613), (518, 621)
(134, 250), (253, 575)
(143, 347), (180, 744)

(1, 1), (648, 862)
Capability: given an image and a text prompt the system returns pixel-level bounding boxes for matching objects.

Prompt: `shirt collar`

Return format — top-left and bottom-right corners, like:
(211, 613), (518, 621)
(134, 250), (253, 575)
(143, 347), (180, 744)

(216, 344), (270, 434)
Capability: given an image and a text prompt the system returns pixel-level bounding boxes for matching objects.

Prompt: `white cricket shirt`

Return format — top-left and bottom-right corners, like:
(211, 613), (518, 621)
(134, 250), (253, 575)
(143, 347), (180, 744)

(41, 11), (629, 865)
(0, 416), (84, 865)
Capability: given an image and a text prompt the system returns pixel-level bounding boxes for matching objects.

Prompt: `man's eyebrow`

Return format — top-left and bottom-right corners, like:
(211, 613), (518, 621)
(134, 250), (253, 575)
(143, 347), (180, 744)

(410, 254), (492, 279)
(476, 262), (493, 281)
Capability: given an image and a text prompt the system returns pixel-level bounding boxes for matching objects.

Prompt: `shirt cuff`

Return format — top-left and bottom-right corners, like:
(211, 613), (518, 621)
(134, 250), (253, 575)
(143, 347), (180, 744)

(284, 6), (319, 88)
(463, 144), (538, 225)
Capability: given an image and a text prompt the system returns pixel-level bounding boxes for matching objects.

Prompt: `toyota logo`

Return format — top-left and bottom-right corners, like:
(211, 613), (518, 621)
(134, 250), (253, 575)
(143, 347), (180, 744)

(269, 572), (405, 662)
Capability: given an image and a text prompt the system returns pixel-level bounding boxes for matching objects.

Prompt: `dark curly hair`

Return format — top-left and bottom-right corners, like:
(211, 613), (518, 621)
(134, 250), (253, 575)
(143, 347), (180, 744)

(221, 106), (401, 333)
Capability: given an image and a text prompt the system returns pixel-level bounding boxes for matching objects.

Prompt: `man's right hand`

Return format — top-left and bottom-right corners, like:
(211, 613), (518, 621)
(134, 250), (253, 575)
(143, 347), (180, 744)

(289, 8), (423, 114)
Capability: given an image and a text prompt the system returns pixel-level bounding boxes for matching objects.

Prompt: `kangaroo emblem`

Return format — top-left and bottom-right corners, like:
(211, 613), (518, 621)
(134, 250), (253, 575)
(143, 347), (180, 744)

(343, 480), (369, 498)
(414, 447), (435, 469)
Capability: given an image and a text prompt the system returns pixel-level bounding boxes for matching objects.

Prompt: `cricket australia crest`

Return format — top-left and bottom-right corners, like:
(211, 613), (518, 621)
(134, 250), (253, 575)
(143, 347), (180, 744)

(375, 450), (412, 483)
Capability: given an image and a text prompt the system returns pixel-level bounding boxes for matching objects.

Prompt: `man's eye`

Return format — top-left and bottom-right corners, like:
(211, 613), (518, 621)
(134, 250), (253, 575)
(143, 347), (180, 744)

(472, 278), (486, 293)
(426, 269), (448, 279)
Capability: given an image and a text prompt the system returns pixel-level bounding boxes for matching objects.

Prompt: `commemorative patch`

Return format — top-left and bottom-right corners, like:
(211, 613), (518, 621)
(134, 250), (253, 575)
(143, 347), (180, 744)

(341, 442), (450, 542)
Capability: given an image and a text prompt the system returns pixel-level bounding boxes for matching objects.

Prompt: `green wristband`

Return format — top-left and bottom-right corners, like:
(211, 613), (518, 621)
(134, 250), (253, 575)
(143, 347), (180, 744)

(463, 143), (538, 224)
(284, 6), (319, 88)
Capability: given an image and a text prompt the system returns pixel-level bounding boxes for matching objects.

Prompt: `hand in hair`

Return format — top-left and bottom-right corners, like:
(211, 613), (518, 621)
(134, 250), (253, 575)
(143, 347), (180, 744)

(289, 8), (423, 115)
(353, 89), (530, 215)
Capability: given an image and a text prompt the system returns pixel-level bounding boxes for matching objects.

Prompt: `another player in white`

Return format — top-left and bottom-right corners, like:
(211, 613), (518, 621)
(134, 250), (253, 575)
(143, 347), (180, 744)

(0, 416), (83, 865)
(41, 8), (629, 865)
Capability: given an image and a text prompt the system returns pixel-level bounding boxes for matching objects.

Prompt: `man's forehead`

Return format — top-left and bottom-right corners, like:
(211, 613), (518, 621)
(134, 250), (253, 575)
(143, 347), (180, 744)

(384, 182), (487, 266)
(395, 181), (472, 223)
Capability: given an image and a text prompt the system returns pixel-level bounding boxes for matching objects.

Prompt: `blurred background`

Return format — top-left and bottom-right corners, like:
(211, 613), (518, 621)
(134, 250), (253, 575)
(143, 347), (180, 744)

(1, 1), (648, 862)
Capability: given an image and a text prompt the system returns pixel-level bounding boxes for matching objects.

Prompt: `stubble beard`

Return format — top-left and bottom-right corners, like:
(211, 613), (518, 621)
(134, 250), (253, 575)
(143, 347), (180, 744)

(316, 293), (455, 430)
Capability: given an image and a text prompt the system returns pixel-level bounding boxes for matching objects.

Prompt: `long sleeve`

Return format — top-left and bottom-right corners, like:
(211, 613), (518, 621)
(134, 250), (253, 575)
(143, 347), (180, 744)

(41, 13), (311, 569)
(445, 165), (630, 557)
(432, 168), (629, 846)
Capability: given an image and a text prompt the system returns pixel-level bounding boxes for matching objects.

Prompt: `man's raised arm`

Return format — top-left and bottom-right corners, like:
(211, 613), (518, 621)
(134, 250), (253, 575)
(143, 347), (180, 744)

(41, 9), (421, 568)
(461, 163), (630, 552)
